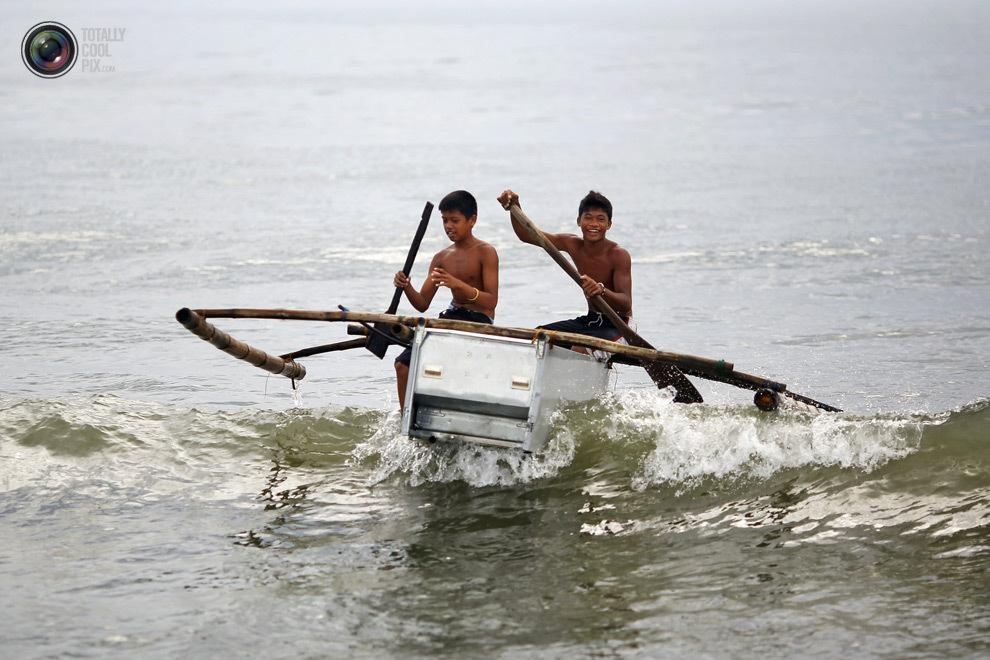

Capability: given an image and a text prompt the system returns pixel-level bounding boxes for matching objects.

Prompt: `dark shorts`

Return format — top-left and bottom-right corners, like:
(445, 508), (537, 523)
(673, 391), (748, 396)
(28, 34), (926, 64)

(394, 305), (494, 366)
(538, 312), (624, 341)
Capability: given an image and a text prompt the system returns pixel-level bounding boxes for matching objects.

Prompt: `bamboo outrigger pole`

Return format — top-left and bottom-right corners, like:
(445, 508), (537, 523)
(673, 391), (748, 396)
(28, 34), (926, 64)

(178, 307), (733, 378)
(176, 308), (306, 380)
(175, 307), (840, 411)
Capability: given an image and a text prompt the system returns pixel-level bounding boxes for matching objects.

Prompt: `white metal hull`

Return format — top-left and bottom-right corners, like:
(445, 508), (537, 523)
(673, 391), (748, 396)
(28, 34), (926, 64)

(400, 327), (611, 452)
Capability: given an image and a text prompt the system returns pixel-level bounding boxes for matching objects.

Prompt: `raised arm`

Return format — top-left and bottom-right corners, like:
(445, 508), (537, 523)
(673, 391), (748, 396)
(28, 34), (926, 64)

(497, 189), (574, 251)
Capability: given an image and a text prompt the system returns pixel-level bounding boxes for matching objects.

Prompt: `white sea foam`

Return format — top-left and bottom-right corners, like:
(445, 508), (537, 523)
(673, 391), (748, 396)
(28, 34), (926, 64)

(0, 395), (275, 502)
(347, 388), (935, 490)
(350, 410), (577, 488)
(599, 389), (927, 491)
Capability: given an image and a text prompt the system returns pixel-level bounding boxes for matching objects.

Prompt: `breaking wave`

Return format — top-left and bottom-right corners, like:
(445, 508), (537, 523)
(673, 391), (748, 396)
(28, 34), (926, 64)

(1, 394), (986, 500)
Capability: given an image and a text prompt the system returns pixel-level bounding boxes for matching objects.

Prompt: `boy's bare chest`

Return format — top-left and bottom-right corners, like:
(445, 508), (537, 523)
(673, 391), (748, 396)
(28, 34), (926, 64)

(572, 251), (614, 281)
(437, 249), (483, 278)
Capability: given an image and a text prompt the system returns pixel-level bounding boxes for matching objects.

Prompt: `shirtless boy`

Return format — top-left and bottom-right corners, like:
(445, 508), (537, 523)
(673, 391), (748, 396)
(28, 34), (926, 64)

(392, 190), (499, 408)
(497, 188), (630, 340)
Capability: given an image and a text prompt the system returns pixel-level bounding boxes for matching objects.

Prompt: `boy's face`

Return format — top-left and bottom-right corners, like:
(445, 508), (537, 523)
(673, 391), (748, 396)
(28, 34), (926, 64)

(442, 210), (476, 243)
(577, 208), (611, 242)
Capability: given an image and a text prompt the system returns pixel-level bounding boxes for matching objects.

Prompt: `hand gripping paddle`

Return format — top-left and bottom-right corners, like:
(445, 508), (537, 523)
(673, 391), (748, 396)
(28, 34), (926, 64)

(365, 201), (434, 358)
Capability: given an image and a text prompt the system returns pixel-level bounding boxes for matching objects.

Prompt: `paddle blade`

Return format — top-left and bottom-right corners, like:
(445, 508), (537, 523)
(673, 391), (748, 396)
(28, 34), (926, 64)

(644, 359), (704, 403)
(365, 322), (392, 359)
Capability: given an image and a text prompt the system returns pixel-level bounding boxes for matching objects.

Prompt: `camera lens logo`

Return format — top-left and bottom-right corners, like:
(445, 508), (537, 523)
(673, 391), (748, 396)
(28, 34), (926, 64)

(22, 22), (78, 78)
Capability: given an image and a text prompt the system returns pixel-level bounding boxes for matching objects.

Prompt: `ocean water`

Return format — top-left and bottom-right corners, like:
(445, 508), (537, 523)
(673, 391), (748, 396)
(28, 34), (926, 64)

(2, 1), (988, 657)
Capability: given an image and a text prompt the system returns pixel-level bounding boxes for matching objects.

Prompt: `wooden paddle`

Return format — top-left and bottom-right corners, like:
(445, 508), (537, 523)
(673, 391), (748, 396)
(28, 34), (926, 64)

(365, 201), (434, 358)
(503, 203), (704, 404)
(274, 202), (433, 362)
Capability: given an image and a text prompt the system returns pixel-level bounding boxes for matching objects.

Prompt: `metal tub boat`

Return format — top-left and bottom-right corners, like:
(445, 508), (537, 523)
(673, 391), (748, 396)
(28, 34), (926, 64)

(400, 326), (612, 453)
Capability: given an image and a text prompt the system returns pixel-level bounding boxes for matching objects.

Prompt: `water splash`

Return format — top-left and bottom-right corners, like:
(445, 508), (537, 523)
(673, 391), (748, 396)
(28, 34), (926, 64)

(343, 390), (951, 491)
(350, 410), (577, 488)
(594, 389), (929, 491)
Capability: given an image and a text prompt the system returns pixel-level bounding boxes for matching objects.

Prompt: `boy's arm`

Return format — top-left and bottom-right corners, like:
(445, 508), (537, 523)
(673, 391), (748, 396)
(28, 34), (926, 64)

(601, 247), (632, 317)
(394, 254), (441, 312)
(515, 223), (578, 253)
(498, 189), (578, 251)
(472, 245), (499, 311)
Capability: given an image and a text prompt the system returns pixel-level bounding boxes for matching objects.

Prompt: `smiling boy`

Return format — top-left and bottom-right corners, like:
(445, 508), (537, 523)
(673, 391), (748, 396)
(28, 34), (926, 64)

(392, 190), (499, 408)
(498, 189), (630, 340)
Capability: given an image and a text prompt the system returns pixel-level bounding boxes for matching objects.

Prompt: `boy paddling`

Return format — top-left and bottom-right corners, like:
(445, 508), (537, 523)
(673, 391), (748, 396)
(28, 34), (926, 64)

(498, 188), (631, 340)
(392, 190), (499, 408)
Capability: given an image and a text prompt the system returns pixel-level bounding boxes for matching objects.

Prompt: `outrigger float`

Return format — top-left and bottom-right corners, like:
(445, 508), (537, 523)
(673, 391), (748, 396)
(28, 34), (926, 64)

(175, 202), (840, 454)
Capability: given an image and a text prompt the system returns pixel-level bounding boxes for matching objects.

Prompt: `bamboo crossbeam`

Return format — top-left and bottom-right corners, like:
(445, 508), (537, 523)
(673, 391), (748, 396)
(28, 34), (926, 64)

(183, 307), (732, 378)
(280, 337), (367, 361)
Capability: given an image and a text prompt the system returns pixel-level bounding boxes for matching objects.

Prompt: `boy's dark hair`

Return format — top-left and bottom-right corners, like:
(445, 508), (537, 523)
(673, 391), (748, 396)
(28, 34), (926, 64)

(439, 190), (478, 219)
(578, 190), (612, 221)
